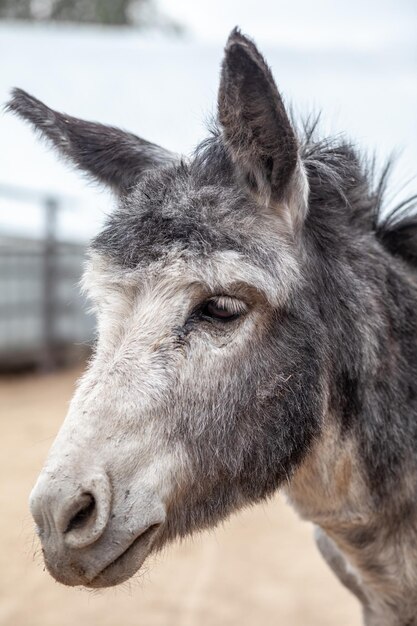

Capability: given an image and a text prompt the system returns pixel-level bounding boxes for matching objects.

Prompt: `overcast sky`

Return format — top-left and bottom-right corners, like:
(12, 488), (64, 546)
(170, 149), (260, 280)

(158, 0), (417, 49)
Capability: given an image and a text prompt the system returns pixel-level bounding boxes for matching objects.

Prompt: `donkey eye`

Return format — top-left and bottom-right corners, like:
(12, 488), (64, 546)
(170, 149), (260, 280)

(200, 297), (246, 322)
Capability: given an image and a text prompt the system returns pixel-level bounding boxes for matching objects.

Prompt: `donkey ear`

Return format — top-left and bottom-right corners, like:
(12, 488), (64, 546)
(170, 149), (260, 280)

(6, 89), (176, 194)
(218, 29), (307, 227)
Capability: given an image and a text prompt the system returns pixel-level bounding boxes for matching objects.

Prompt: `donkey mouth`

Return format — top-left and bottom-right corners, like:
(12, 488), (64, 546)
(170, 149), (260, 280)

(86, 523), (161, 588)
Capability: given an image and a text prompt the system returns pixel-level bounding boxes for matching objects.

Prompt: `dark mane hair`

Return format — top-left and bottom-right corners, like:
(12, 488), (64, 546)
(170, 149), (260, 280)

(299, 117), (417, 268)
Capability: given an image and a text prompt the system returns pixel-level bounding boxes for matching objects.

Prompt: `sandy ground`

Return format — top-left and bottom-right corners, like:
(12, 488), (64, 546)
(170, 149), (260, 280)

(0, 366), (362, 626)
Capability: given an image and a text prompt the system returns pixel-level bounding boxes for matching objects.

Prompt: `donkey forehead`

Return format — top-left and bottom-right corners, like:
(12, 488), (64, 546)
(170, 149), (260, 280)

(94, 166), (296, 257)
(84, 245), (299, 308)
(89, 164), (301, 304)
(93, 166), (257, 264)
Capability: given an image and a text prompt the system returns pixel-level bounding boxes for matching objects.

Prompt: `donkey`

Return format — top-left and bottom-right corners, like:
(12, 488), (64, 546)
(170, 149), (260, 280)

(7, 29), (417, 625)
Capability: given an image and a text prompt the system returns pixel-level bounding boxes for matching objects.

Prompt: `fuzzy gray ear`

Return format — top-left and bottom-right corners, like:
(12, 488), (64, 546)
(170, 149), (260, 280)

(6, 88), (177, 194)
(218, 29), (308, 226)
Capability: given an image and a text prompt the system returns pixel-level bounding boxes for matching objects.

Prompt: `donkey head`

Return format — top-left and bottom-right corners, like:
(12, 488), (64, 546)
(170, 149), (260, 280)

(9, 29), (323, 587)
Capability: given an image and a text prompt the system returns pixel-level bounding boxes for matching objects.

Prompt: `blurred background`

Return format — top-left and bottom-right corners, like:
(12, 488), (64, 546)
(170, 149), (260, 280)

(0, 1), (415, 625)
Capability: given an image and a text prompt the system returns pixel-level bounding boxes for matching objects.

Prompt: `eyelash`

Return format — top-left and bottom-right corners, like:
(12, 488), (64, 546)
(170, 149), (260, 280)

(198, 296), (247, 322)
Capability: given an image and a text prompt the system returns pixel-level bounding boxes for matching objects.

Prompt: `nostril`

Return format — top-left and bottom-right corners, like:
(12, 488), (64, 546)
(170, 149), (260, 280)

(65, 493), (96, 534)
(63, 476), (111, 550)
(32, 472), (111, 550)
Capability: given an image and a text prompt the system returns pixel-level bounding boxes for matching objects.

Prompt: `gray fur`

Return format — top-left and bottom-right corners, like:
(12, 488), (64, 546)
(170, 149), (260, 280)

(6, 88), (177, 194)
(218, 28), (301, 212)
(7, 29), (417, 624)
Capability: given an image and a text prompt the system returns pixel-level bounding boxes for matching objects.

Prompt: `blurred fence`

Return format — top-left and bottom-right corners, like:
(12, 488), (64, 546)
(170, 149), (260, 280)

(0, 188), (95, 371)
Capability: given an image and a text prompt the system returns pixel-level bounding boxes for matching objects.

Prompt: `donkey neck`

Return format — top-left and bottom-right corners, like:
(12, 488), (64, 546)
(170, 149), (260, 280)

(285, 237), (417, 623)
(286, 413), (417, 625)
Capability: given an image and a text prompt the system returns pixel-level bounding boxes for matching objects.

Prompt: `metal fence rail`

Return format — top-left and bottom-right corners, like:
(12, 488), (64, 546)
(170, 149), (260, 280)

(0, 189), (95, 370)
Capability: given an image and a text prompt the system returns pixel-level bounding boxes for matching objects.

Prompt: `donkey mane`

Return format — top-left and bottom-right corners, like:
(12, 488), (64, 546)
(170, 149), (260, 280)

(301, 119), (417, 268)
